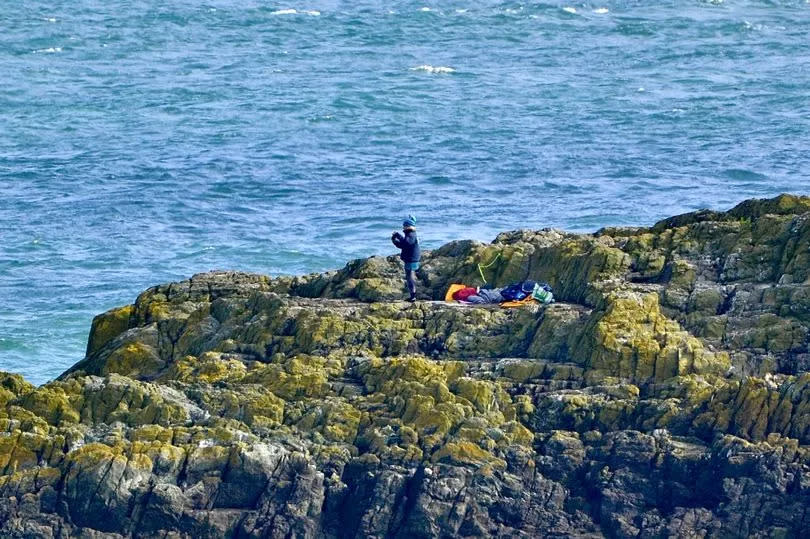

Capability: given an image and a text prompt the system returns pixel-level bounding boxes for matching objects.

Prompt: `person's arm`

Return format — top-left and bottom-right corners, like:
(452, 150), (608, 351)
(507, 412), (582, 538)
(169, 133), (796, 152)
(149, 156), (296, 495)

(391, 231), (403, 247)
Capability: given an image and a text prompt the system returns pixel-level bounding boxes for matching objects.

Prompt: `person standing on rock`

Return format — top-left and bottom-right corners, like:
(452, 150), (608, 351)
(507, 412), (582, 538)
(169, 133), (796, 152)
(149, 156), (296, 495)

(391, 215), (421, 302)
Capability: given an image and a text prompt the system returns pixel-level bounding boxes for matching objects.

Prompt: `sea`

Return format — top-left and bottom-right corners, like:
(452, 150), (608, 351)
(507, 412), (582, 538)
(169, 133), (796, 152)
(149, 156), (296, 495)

(2, 0), (809, 385)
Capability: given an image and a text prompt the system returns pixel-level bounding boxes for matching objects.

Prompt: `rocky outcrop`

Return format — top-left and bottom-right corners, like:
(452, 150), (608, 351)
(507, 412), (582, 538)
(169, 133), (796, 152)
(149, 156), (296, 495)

(2, 194), (810, 537)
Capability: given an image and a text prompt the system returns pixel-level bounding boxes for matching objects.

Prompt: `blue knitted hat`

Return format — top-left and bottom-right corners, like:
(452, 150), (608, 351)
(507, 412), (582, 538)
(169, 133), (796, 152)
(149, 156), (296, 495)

(402, 215), (416, 228)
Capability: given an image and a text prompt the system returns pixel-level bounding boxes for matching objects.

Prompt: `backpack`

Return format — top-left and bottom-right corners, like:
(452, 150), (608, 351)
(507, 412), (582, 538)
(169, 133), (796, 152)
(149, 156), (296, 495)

(500, 283), (529, 301)
(501, 281), (554, 303)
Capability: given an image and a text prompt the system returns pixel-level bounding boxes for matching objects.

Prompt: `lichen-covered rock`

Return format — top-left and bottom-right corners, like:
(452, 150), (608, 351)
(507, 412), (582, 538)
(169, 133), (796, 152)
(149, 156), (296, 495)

(574, 290), (731, 384)
(3, 195), (810, 537)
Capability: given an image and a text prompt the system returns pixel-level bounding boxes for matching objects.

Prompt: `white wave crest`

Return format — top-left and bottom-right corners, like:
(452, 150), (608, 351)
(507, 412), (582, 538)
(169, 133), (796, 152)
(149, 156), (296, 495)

(271, 8), (319, 16)
(43, 17), (57, 22)
(33, 47), (62, 53)
(410, 65), (455, 74)
(562, 6), (577, 14)
(419, 7), (433, 12)
(593, 8), (609, 14)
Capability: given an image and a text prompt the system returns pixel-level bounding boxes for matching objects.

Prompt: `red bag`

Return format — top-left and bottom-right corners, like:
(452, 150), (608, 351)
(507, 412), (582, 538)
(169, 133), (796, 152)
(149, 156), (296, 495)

(453, 287), (478, 301)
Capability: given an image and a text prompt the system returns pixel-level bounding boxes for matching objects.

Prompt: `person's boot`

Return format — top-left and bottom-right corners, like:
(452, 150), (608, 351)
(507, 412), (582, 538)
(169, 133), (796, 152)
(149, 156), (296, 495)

(407, 294), (416, 303)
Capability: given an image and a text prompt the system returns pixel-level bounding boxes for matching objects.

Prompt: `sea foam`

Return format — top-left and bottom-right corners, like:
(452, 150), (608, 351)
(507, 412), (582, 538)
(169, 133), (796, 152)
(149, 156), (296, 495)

(270, 9), (320, 16)
(410, 65), (455, 74)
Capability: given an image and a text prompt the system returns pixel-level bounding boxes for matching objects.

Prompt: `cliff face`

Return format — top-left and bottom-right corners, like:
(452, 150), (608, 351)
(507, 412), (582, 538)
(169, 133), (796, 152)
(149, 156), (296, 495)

(3, 194), (810, 538)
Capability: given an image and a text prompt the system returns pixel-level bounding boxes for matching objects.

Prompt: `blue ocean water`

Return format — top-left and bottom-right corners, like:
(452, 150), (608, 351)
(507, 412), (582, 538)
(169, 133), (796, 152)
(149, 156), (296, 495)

(2, 0), (809, 385)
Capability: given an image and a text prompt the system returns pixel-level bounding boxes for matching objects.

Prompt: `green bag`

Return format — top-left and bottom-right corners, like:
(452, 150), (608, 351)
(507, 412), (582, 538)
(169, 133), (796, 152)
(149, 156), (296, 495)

(531, 283), (554, 304)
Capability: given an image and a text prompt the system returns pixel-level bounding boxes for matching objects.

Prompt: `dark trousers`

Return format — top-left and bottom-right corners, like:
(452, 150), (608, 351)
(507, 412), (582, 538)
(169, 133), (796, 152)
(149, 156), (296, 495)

(405, 268), (416, 297)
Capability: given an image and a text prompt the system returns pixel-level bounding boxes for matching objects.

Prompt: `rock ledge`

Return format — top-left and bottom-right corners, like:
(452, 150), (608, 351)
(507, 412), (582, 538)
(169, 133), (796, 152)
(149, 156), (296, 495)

(2, 194), (810, 538)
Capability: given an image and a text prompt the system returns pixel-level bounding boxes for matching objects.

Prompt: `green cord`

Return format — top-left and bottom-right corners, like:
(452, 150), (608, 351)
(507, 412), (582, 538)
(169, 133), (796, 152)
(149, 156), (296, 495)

(477, 252), (501, 284)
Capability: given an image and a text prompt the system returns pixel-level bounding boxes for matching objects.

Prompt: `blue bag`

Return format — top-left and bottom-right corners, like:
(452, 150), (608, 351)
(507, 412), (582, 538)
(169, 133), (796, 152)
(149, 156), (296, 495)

(500, 283), (529, 301)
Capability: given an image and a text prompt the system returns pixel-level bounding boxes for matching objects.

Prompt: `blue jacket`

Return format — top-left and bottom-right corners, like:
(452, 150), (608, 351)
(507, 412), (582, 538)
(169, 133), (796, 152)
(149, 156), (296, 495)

(392, 229), (420, 263)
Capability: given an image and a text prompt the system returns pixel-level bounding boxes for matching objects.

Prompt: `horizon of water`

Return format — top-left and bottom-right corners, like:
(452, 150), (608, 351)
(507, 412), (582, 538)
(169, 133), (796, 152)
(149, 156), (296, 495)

(2, 0), (809, 384)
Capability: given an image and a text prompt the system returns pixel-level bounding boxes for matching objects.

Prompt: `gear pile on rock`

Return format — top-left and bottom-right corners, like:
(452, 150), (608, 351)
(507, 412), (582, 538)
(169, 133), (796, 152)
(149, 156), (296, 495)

(3, 194), (810, 537)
